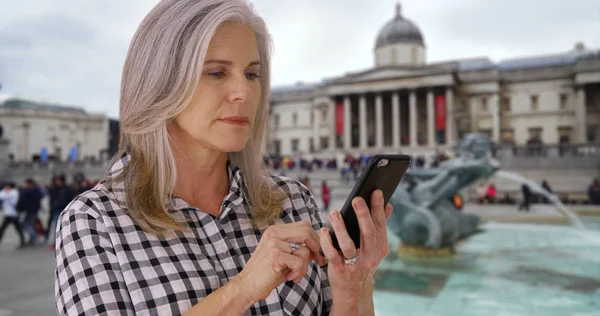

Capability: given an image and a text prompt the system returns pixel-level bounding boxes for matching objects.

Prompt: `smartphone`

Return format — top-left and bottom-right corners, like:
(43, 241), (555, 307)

(330, 154), (411, 251)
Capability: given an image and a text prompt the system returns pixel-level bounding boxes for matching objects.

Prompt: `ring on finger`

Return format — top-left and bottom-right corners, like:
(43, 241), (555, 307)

(289, 242), (306, 254)
(343, 254), (359, 265)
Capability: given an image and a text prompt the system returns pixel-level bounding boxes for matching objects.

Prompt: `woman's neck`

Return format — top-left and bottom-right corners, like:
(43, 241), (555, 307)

(169, 126), (230, 216)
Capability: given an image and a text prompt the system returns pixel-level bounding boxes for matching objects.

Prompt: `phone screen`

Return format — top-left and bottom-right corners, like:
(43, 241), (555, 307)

(329, 154), (411, 251)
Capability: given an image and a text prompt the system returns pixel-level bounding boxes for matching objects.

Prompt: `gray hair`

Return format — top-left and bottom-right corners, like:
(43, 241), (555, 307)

(115, 0), (284, 234)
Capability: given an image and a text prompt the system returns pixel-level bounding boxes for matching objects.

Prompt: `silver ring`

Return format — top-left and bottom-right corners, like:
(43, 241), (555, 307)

(289, 242), (305, 254)
(343, 254), (359, 265)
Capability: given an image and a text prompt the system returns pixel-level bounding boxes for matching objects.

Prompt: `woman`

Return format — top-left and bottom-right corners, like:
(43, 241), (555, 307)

(55, 1), (393, 315)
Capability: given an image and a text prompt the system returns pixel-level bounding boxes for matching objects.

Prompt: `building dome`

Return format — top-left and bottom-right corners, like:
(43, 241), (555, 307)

(375, 2), (424, 49)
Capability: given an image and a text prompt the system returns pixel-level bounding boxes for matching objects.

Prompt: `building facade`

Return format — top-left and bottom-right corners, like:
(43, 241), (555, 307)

(0, 98), (109, 162)
(268, 3), (600, 156)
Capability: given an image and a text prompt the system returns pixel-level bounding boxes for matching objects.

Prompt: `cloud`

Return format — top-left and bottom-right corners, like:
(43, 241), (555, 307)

(0, 0), (598, 118)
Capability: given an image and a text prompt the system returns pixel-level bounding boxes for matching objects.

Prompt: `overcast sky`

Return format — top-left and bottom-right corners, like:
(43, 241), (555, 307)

(0, 0), (599, 118)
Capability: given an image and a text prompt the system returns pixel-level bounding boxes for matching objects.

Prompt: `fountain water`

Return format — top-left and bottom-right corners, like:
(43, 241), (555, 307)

(495, 170), (586, 229)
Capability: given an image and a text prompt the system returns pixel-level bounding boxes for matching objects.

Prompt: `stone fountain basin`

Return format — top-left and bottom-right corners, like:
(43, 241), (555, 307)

(373, 221), (600, 315)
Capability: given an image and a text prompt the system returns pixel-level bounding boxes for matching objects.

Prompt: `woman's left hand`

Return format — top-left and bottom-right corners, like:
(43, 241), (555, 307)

(320, 189), (392, 311)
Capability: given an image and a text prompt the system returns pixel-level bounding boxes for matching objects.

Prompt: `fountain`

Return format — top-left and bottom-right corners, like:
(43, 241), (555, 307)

(494, 170), (586, 229)
(375, 134), (599, 315)
(387, 133), (585, 253)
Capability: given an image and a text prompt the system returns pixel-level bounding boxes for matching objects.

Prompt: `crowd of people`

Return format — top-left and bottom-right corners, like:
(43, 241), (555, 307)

(474, 178), (600, 210)
(0, 175), (95, 250)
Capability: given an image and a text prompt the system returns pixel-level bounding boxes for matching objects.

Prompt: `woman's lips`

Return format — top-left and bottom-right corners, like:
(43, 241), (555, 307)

(219, 116), (249, 126)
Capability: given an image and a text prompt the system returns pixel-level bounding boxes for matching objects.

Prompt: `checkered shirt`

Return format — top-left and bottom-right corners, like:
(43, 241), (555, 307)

(55, 153), (333, 315)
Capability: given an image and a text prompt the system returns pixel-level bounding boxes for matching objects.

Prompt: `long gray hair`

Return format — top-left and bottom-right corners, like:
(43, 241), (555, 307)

(114, 0), (285, 235)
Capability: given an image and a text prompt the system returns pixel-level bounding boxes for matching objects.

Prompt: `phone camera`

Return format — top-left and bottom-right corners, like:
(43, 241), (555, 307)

(377, 159), (389, 168)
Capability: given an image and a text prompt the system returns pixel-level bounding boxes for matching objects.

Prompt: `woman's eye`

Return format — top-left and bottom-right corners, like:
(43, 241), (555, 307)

(208, 72), (224, 79)
(245, 72), (260, 80)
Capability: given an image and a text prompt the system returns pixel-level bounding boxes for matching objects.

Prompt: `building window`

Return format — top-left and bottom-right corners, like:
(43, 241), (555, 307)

(274, 114), (280, 127)
(530, 95), (539, 111)
(528, 127), (542, 141)
(291, 139), (300, 152)
(411, 46), (418, 64)
(292, 112), (298, 126)
(501, 129), (514, 144)
(309, 138), (315, 153)
(322, 108), (328, 122)
(587, 125), (598, 143)
(273, 140), (281, 155)
(320, 137), (329, 149)
(560, 93), (568, 110)
(481, 97), (488, 112)
(502, 97), (511, 112)
(310, 112), (314, 127)
(557, 126), (573, 144)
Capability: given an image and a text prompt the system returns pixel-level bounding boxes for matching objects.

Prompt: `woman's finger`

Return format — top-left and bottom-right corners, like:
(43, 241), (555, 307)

(265, 222), (325, 265)
(276, 251), (306, 282)
(384, 203), (393, 220)
(329, 210), (358, 260)
(319, 227), (342, 265)
(370, 189), (387, 230)
(289, 246), (311, 283)
(353, 196), (377, 257)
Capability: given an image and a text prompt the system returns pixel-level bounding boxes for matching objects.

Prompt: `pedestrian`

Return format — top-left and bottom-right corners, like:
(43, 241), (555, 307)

(541, 180), (553, 203)
(45, 175), (74, 248)
(486, 184), (496, 204)
(20, 179), (45, 246)
(0, 182), (25, 249)
(321, 180), (331, 212)
(518, 183), (533, 212)
(588, 178), (600, 205)
(476, 182), (487, 204)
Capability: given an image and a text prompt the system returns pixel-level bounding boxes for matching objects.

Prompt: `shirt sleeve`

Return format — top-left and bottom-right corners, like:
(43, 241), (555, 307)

(55, 196), (135, 316)
(301, 185), (333, 315)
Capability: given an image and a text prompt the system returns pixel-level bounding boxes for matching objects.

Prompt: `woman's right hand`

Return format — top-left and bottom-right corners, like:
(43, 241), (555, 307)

(235, 221), (327, 302)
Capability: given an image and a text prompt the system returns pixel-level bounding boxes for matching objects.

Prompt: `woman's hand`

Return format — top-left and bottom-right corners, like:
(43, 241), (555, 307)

(320, 189), (392, 311)
(236, 221), (327, 303)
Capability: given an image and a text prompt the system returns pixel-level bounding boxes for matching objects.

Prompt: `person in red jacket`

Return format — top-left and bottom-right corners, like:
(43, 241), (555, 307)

(321, 180), (331, 211)
(486, 184), (497, 204)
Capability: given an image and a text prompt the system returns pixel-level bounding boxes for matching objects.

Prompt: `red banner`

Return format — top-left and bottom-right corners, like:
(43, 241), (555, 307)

(336, 103), (344, 136)
(435, 95), (446, 130)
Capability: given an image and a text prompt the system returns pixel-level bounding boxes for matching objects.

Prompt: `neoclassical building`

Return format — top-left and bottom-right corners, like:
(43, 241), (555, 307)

(268, 3), (600, 156)
(0, 98), (109, 162)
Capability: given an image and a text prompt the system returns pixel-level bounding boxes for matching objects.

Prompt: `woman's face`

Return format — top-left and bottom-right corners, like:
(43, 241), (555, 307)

(171, 23), (261, 153)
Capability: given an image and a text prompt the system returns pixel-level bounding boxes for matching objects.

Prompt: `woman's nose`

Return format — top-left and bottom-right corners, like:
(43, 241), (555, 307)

(228, 74), (252, 104)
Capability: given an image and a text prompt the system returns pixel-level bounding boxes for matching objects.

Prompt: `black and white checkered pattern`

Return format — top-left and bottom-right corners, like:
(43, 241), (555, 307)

(55, 153), (333, 315)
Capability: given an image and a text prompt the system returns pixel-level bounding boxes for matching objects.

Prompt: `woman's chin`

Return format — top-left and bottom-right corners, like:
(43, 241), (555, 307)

(216, 139), (250, 153)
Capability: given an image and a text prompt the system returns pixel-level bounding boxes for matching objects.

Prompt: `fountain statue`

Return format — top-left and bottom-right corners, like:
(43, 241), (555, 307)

(387, 133), (500, 252)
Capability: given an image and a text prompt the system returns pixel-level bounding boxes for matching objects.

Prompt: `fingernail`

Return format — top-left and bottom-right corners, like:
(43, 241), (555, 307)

(376, 190), (383, 199)
(329, 211), (340, 222)
(353, 197), (363, 207)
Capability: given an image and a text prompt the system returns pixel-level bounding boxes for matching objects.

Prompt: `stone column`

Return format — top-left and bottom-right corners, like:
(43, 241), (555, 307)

(312, 105), (320, 152)
(329, 101), (336, 151)
(392, 92), (401, 148)
(375, 93), (384, 148)
(409, 90), (418, 147)
(576, 87), (587, 143)
(445, 87), (455, 145)
(427, 90), (435, 147)
(359, 94), (367, 149)
(469, 96), (477, 133)
(491, 94), (500, 143)
(343, 96), (351, 149)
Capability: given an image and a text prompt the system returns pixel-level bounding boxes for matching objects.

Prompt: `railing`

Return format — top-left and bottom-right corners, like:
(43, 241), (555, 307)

(493, 143), (600, 169)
